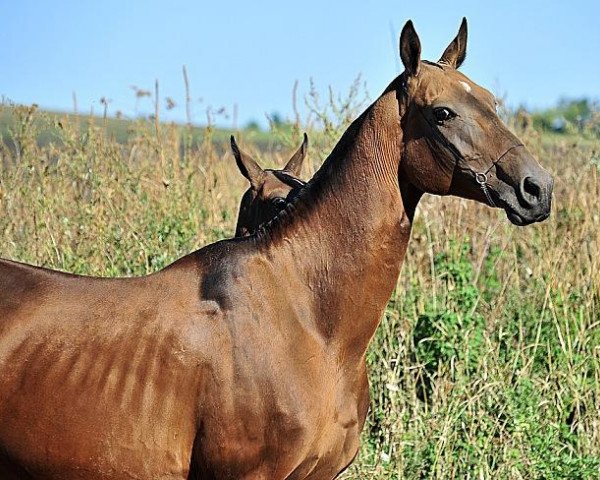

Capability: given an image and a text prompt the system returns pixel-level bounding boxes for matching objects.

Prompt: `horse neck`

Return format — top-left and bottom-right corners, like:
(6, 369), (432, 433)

(260, 87), (420, 361)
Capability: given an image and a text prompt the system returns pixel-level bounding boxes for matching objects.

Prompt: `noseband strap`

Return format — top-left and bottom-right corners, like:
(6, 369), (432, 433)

(471, 143), (524, 207)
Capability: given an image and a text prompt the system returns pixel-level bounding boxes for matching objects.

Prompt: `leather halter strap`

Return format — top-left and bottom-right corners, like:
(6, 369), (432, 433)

(471, 143), (524, 207)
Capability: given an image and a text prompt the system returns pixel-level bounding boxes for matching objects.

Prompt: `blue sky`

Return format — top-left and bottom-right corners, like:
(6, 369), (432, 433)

(1, 0), (598, 127)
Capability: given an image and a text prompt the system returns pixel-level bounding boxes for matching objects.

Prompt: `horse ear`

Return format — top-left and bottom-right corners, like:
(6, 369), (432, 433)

(230, 136), (265, 189)
(283, 132), (308, 177)
(399, 20), (421, 76)
(439, 17), (468, 69)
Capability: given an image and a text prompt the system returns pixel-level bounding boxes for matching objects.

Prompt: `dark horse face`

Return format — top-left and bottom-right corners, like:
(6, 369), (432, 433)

(398, 19), (553, 226)
(231, 134), (308, 236)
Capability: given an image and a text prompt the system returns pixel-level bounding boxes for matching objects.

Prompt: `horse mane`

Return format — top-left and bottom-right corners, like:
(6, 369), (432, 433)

(422, 59), (445, 70)
(270, 170), (306, 190)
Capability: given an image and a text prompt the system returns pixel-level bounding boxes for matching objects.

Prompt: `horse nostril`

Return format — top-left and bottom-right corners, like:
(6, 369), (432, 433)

(522, 176), (542, 204)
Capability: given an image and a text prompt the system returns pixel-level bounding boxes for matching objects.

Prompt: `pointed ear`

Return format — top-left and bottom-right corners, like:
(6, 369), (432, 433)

(283, 132), (308, 177)
(230, 136), (265, 189)
(439, 17), (468, 69)
(399, 20), (421, 76)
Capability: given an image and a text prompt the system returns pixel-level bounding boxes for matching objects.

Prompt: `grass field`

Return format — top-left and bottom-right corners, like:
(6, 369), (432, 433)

(0, 100), (599, 479)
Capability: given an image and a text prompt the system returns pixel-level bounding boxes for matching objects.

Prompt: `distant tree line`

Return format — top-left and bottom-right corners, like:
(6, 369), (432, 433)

(522, 97), (600, 137)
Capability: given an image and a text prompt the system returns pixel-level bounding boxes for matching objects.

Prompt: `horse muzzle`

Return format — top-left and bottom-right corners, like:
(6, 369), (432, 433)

(498, 168), (554, 226)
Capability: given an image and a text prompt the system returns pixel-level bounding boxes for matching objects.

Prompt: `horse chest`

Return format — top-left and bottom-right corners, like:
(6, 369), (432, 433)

(197, 360), (369, 480)
(290, 406), (364, 480)
(283, 361), (370, 479)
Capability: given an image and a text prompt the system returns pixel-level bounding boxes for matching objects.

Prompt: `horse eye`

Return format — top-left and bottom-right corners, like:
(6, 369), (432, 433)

(433, 107), (456, 124)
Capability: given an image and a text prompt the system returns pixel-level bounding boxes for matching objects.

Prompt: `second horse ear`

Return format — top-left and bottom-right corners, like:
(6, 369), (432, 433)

(283, 133), (308, 177)
(231, 136), (266, 189)
(439, 17), (468, 69)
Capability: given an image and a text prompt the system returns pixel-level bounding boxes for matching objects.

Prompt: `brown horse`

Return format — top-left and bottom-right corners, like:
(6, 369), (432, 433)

(0, 18), (552, 480)
(232, 134), (308, 236)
